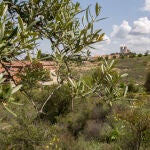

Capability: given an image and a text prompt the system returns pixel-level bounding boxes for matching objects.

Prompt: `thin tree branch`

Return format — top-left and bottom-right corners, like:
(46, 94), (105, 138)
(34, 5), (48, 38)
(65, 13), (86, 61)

(39, 84), (62, 114)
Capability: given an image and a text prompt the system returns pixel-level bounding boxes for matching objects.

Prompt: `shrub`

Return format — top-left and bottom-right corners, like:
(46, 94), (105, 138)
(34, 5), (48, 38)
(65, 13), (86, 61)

(144, 72), (150, 92)
(121, 55), (125, 59)
(129, 54), (136, 58)
(128, 82), (140, 93)
(144, 52), (148, 56)
(89, 103), (111, 122)
(117, 108), (150, 150)
(0, 111), (52, 149)
(75, 138), (119, 150)
(138, 53), (143, 57)
(67, 110), (89, 138)
(41, 84), (72, 123)
(84, 120), (101, 140)
(112, 55), (116, 59)
(79, 102), (112, 141)
(105, 56), (109, 60)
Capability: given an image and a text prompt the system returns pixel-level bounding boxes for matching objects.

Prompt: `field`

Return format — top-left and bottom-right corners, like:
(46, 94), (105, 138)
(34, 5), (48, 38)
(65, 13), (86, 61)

(0, 55), (150, 150)
(74, 55), (150, 84)
(116, 55), (150, 84)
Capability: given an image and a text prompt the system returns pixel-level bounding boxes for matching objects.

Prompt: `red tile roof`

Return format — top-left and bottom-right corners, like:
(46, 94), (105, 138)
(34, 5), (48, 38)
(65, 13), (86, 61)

(0, 61), (56, 81)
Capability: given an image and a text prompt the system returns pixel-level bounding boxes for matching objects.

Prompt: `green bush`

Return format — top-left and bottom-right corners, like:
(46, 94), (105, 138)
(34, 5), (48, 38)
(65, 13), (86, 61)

(128, 82), (140, 93)
(67, 110), (89, 137)
(75, 138), (119, 150)
(138, 53), (143, 57)
(89, 103), (111, 122)
(121, 55), (125, 59)
(83, 120), (101, 140)
(129, 53), (136, 58)
(105, 56), (109, 61)
(41, 84), (72, 123)
(0, 111), (51, 150)
(84, 121), (112, 141)
(144, 72), (150, 92)
(112, 56), (116, 59)
(117, 107), (150, 150)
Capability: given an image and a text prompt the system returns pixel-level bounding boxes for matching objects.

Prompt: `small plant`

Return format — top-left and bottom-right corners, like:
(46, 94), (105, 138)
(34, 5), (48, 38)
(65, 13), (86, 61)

(0, 73), (22, 117)
(128, 82), (140, 93)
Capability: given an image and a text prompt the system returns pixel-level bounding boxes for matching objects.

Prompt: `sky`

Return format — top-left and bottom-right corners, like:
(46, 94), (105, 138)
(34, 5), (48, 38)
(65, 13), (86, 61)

(39, 0), (150, 55)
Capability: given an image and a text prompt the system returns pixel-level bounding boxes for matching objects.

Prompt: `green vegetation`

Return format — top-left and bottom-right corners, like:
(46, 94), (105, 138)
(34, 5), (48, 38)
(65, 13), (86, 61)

(144, 72), (150, 92)
(116, 55), (150, 84)
(0, 0), (150, 150)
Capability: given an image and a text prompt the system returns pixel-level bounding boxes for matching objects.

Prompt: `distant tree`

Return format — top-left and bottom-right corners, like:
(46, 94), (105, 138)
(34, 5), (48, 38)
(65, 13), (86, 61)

(121, 55), (125, 59)
(144, 72), (150, 92)
(105, 56), (109, 61)
(144, 51), (149, 56)
(129, 52), (136, 58)
(113, 55), (116, 59)
(97, 56), (103, 61)
(138, 53), (142, 57)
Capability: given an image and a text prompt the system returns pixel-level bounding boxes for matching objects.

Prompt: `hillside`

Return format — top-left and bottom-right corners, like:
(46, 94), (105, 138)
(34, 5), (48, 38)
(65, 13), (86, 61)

(75, 55), (150, 85)
(116, 55), (150, 84)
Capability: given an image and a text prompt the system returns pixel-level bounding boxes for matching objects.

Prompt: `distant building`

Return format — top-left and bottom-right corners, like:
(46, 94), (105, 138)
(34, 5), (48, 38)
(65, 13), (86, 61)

(0, 61), (56, 82)
(120, 45), (131, 54)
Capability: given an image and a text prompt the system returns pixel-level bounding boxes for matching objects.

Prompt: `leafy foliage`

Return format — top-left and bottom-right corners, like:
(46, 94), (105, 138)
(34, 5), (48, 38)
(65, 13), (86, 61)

(82, 60), (128, 106)
(0, 73), (22, 116)
(0, 0), (149, 149)
(18, 61), (50, 89)
(0, 2), (38, 62)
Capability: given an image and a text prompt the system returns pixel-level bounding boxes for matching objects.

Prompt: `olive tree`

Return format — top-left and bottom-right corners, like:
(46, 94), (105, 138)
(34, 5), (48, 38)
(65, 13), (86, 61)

(0, 0), (127, 117)
(1, 0), (106, 113)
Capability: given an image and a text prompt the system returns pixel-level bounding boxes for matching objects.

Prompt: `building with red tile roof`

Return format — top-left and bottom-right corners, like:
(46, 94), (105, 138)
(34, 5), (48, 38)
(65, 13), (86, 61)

(0, 61), (56, 82)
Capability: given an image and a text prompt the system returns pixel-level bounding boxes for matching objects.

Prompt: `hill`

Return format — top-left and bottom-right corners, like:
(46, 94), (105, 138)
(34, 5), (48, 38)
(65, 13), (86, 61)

(75, 55), (150, 85)
(115, 55), (150, 84)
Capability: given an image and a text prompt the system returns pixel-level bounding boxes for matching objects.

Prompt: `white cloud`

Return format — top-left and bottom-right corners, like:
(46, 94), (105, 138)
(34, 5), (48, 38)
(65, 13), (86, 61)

(111, 21), (132, 38)
(126, 35), (150, 47)
(91, 35), (111, 55)
(132, 17), (150, 34)
(142, 0), (150, 11)
(109, 17), (150, 53)
(128, 17), (150, 52)
(91, 16), (150, 55)
(103, 35), (111, 44)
